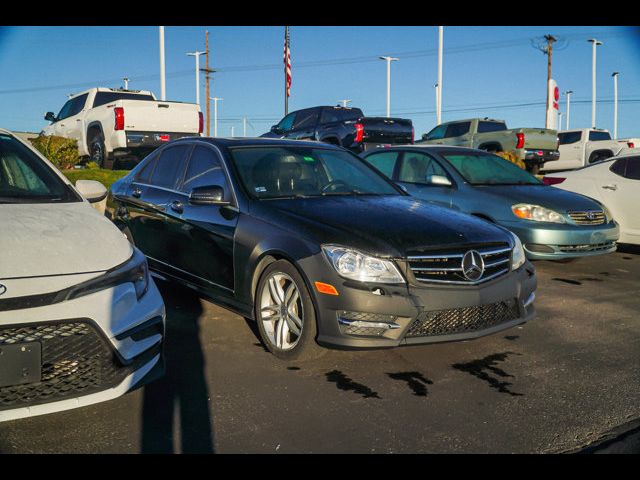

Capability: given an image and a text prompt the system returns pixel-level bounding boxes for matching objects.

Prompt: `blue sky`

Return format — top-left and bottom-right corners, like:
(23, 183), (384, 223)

(0, 26), (638, 138)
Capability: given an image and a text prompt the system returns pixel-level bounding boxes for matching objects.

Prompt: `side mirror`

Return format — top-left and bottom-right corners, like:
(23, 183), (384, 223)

(429, 175), (452, 187)
(75, 180), (107, 203)
(271, 125), (283, 134)
(44, 112), (57, 122)
(189, 185), (229, 205)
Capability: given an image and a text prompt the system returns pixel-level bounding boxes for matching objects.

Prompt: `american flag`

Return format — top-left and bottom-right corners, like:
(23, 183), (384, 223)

(283, 26), (291, 98)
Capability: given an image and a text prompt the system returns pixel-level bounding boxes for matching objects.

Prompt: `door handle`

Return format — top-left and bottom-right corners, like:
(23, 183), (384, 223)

(602, 184), (618, 191)
(132, 188), (142, 198)
(170, 200), (184, 213)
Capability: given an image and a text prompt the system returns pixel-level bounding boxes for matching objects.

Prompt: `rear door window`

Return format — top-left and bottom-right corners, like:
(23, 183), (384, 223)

(589, 131), (612, 141)
(558, 131), (582, 145)
(293, 108), (320, 130)
(477, 121), (507, 133)
(399, 152), (449, 185)
(149, 144), (192, 190)
(363, 151), (400, 178)
(444, 122), (471, 138)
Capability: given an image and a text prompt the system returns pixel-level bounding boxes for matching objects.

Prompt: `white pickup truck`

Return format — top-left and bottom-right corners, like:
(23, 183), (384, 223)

(543, 128), (639, 172)
(42, 87), (202, 168)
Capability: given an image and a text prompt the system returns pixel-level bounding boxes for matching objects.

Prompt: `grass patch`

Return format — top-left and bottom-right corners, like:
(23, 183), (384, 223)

(62, 169), (129, 189)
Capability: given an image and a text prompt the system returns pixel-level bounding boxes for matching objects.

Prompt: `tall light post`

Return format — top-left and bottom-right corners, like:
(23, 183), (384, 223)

(564, 90), (573, 130)
(588, 38), (602, 128)
(186, 50), (205, 107)
(210, 97), (223, 137)
(437, 26), (443, 125)
(558, 111), (563, 130)
(123, 77), (129, 90)
(612, 72), (619, 139)
(159, 26), (166, 100)
(379, 56), (399, 118)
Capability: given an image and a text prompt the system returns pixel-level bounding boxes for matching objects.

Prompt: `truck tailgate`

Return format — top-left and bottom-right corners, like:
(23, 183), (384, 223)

(118, 100), (200, 133)
(359, 117), (413, 144)
(519, 128), (558, 151)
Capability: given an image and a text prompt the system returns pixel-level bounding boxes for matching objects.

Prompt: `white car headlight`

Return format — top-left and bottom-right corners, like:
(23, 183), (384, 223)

(322, 245), (405, 284)
(601, 204), (613, 223)
(512, 203), (566, 224)
(511, 233), (526, 270)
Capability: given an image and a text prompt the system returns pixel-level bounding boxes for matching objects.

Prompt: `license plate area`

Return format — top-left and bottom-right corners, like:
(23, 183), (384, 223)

(0, 342), (42, 388)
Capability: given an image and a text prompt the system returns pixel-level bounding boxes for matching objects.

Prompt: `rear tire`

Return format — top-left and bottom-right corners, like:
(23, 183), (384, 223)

(89, 133), (106, 168)
(254, 260), (325, 361)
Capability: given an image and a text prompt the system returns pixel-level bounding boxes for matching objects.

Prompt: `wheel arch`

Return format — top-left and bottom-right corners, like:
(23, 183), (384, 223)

(478, 142), (503, 152)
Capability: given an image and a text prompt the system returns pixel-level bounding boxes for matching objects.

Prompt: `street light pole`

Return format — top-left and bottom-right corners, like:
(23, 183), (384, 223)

(564, 90), (573, 130)
(379, 56), (399, 118)
(612, 72), (619, 139)
(210, 97), (223, 137)
(588, 38), (602, 128)
(186, 51), (205, 107)
(123, 77), (129, 90)
(338, 99), (352, 107)
(437, 26), (443, 125)
(558, 111), (563, 130)
(159, 26), (166, 101)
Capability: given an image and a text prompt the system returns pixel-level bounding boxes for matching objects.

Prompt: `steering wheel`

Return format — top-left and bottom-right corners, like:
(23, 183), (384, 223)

(321, 180), (351, 193)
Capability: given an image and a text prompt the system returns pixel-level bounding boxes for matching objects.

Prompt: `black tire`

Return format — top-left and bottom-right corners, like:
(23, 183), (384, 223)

(89, 133), (106, 168)
(588, 151), (612, 164)
(529, 164), (541, 175)
(254, 260), (325, 361)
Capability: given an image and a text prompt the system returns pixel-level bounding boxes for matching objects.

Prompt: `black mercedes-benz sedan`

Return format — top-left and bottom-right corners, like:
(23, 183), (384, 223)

(106, 138), (537, 360)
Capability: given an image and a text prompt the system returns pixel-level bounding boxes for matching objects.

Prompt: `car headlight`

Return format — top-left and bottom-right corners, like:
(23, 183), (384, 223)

(511, 233), (526, 270)
(322, 245), (405, 284)
(601, 204), (613, 223)
(62, 247), (150, 301)
(512, 203), (566, 224)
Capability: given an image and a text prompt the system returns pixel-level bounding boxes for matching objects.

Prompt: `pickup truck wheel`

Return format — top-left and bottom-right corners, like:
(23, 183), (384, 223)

(255, 260), (325, 361)
(529, 164), (540, 175)
(89, 134), (106, 168)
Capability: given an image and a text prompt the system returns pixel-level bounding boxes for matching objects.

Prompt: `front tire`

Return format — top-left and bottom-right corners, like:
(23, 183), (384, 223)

(254, 260), (325, 361)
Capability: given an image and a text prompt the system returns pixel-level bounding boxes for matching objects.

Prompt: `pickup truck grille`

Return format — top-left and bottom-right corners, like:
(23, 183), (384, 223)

(568, 210), (605, 225)
(407, 244), (512, 285)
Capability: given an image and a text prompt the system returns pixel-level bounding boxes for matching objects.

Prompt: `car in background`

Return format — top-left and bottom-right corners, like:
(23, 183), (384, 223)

(42, 87), (203, 169)
(543, 154), (640, 245)
(0, 128), (165, 422)
(261, 105), (414, 153)
(417, 118), (559, 174)
(361, 145), (619, 261)
(106, 138), (536, 361)
(544, 128), (640, 172)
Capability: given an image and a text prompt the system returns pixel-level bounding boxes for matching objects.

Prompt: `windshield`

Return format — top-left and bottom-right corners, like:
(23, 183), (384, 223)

(441, 151), (542, 186)
(0, 134), (80, 203)
(229, 146), (401, 199)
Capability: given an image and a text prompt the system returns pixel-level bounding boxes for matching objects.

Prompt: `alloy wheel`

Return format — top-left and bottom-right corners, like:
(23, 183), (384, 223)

(259, 272), (304, 351)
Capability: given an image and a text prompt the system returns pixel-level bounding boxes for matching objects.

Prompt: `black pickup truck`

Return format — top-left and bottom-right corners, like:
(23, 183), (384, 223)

(261, 105), (414, 152)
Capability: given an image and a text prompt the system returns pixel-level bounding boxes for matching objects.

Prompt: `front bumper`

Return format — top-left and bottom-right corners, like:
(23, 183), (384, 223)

(298, 254), (536, 349)
(0, 279), (165, 423)
(499, 220), (620, 260)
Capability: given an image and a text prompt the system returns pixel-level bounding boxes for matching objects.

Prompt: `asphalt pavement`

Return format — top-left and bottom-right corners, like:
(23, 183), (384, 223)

(0, 247), (638, 453)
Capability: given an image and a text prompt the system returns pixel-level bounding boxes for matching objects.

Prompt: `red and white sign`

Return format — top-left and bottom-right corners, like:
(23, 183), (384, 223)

(547, 79), (559, 130)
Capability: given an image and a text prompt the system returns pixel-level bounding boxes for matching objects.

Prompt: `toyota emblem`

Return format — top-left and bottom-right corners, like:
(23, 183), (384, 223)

(461, 250), (485, 281)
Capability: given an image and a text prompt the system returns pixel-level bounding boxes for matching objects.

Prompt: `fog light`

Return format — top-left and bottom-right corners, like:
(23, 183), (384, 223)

(525, 243), (555, 253)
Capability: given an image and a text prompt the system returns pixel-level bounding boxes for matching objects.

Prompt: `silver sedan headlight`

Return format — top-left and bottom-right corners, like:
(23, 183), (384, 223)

(511, 233), (526, 270)
(322, 245), (405, 284)
(512, 203), (566, 224)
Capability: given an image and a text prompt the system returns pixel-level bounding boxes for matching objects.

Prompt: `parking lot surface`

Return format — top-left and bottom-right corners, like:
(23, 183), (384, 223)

(0, 248), (638, 453)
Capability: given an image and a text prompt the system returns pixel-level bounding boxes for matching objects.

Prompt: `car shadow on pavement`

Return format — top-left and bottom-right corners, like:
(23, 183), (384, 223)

(140, 280), (215, 454)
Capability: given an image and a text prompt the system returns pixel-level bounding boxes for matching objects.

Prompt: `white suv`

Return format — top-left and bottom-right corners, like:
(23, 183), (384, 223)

(0, 129), (165, 422)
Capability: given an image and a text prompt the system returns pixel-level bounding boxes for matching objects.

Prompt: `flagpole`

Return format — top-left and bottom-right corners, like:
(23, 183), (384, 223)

(284, 26), (289, 116)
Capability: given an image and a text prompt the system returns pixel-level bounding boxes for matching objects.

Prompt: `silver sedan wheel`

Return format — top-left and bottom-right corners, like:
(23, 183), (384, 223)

(259, 272), (304, 351)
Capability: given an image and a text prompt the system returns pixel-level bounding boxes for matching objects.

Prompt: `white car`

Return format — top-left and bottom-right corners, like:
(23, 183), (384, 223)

(0, 129), (165, 422)
(543, 154), (640, 245)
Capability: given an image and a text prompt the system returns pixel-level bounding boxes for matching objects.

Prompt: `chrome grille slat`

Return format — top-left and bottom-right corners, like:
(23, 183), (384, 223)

(408, 243), (512, 285)
(568, 210), (605, 226)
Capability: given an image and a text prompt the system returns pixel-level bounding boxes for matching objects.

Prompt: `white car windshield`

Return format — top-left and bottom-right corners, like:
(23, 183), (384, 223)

(0, 134), (80, 203)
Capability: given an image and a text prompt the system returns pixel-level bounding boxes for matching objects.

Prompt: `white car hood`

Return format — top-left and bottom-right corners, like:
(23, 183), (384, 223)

(0, 202), (133, 279)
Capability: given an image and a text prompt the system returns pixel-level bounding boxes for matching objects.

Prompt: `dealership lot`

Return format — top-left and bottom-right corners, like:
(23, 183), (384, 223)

(0, 247), (638, 453)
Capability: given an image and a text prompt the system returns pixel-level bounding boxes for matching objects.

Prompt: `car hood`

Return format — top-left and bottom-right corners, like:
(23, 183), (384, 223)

(259, 195), (512, 257)
(0, 202), (132, 279)
(474, 185), (604, 213)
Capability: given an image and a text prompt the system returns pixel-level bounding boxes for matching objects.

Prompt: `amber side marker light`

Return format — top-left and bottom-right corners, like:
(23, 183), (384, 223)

(315, 282), (339, 296)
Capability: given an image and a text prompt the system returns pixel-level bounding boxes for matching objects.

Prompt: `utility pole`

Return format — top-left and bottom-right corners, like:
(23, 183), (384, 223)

(201, 31), (217, 137)
(123, 77), (129, 90)
(437, 26), (443, 125)
(564, 90), (573, 130)
(159, 26), (166, 100)
(210, 97), (223, 137)
(588, 38), (603, 128)
(186, 50), (205, 107)
(379, 56), (399, 118)
(612, 72), (619, 139)
(338, 99), (352, 107)
(543, 35), (556, 128)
